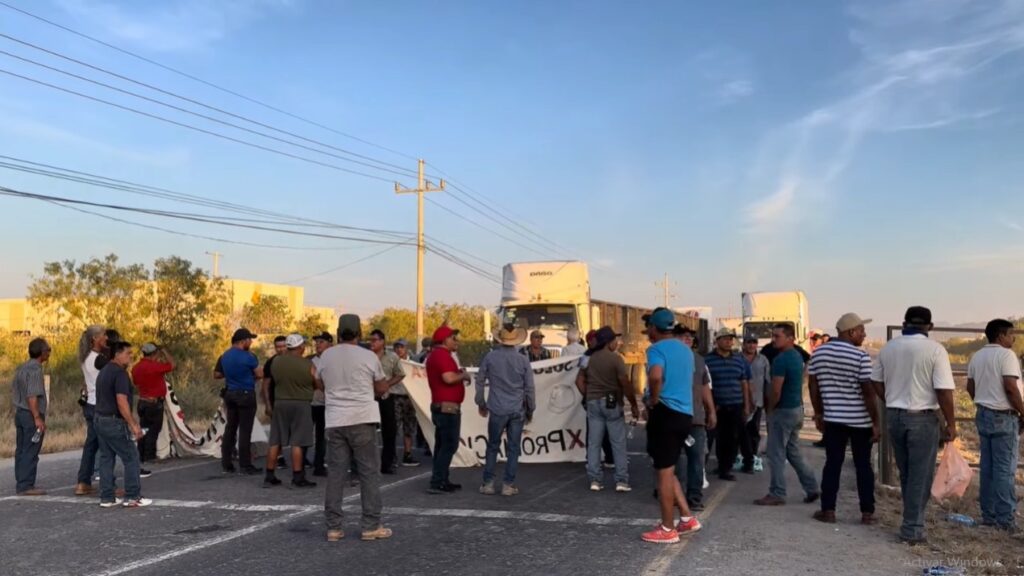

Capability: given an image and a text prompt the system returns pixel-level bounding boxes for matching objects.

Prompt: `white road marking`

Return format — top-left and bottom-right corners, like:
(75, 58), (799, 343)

(642, 481), (734, 576)
(84, 471), (431, 576)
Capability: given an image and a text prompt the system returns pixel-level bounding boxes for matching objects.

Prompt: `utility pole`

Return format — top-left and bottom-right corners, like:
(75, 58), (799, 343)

(206, 251), (222, 277)
(395, 159), (445, 353)
(655, 273), (676, 308)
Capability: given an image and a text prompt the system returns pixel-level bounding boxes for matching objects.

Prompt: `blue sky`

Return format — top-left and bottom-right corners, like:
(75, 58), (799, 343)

(1, 0), (1023, 332)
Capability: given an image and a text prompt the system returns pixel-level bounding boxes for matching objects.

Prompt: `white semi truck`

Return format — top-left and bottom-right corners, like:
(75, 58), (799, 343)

(741, 290), (810, 349)
(498, 261), (708, 384)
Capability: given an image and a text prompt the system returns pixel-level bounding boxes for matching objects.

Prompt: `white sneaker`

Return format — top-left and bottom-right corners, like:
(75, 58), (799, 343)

(615, 482), (632, 493)
(99, 498), (123, 508)
(590, 481), (603, 492)
(123, 497), (153, 508)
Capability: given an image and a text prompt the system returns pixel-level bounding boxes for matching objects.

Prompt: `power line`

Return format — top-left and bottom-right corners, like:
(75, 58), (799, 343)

(0, 44), (419, 180)
(0, 33), (422, 179)
(0, 0), (419, 163)
(0, 66), (402, 184)
(425, 196), (549, 258)
(282, 243), (411, 284)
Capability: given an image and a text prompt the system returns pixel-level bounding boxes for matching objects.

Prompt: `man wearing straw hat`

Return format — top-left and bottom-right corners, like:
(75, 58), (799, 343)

(476, 324), (536, 496)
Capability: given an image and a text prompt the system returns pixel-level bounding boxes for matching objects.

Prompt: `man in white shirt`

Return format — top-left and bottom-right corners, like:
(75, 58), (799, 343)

(871, 306), (957, 545)
(562, 328), (587, 357)
(967, 318), (1024, 532)
(318, 314), (392, 543)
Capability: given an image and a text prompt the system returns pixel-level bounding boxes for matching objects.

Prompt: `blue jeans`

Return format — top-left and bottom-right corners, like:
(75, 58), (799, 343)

(977, 406), (1020, 529)
(76, 403), (100, 485)
(483, 412), (524, 484)
(430, 407), (462, 489)
(887, 409), (939, 541)
(676, 426), (707, 505)
(14, 409), (43, 493)
(767, 407), (818, 499)
(586, 399), (628, 484)
(95, 416), (142, 502)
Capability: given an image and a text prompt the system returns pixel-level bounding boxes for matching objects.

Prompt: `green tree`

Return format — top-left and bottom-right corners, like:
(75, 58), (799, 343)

(241, 295), (292, 335)
(28, 254), (153, 339)
(152, 256), (231, 356)
(296, 312), (331, 338)
(367, 302), (495, 344)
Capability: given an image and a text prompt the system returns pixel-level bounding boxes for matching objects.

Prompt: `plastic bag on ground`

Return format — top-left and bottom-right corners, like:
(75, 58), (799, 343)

(931, 441), (973, 503)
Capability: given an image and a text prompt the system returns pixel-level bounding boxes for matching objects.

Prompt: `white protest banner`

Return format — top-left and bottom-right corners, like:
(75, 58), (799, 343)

(402, 356), (587, 468)
(157, 380), (267, 460)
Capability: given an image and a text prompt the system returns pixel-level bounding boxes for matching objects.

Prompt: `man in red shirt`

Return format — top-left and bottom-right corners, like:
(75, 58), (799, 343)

(425, 325), (471, 494)
(131, 343), (175, 472)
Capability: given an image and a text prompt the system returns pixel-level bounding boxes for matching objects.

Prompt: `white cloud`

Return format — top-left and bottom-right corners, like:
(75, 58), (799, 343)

(55, 0), (297, 52)
(742, 0), (1024, 237)
(716, 79), (754, 105)
(690, 47), (756, 105)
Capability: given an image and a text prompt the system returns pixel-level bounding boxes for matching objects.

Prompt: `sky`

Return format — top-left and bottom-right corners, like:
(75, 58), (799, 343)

(1, 0), (1023, 333)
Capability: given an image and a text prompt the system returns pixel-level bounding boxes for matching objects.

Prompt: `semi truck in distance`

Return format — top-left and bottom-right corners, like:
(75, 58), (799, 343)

(498, 261), (709, 387)
(741, 290), (810, 350)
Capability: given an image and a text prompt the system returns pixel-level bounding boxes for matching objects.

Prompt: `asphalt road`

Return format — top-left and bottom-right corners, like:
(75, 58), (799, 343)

(0, 427), (921, 576)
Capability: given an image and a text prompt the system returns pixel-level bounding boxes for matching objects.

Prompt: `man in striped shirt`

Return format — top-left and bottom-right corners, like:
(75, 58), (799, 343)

(808, 313), (879, 525)
(705, 328), (753, 480)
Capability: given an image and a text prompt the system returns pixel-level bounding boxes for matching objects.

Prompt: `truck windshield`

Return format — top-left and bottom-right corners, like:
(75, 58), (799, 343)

(501, 305), (577, 329)
(744, 322), (793, 341)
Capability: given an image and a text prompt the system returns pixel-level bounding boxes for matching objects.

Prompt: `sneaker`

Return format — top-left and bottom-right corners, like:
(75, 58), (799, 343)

(641, 524), (680, 544)
(239, 466), (261, 476)
(139, 469), (153, 479)
(615, 483), (632, 493)
(479, 481), (497, 495)
(99, 498), (123, 508)
(402, 453), (421, 467)
(443, 482), (463, 492)
(123, 498), (152, 508)
(803, 492), (821, 504)
(427, 485), (449, 495)
(361, 526), (393, 541)
(222, 466), (237, 475)
(754, 495), (786, 506)
(381, 466), (398, 475)
(326, 530), (344, 542)
(501, 484), (519, 497)
(16, 488), (47, 496)
(590, 481), (604, 492)
(291, 479), (317, 489)
(263, 476), (282, 488)
(677, 516), (702, 536)
(689, 501), (705, 512)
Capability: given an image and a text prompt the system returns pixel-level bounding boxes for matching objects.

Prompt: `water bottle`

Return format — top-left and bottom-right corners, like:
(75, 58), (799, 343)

(923, 567), (966, 575)
(31, 428), (42, 443)
(946, 513), (976, 527)
(627, 422), (636, 440)
(684, 435), (695, 447)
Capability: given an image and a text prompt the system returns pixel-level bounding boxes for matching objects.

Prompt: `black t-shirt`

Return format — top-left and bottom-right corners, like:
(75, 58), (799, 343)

(264, 356), (277, 403)
(96, 363), (133, 417)
(94, 353), (110, 371)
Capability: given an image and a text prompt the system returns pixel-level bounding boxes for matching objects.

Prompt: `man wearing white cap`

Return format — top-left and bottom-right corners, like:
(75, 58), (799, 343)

(808, 313), (878, 525)
(264, 334), (320, 489)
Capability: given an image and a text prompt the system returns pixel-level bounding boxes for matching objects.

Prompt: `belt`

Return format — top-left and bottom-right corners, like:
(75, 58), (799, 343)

(979, 405), (1018, 415)
(95, 413), (123, 420)
(226, 389), (255, 394)
(889, 407), (935, 414)
(138, 397), (164, 403)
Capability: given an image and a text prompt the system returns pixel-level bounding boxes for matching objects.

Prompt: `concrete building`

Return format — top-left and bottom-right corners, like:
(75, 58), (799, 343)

(0, 278), (336, 335)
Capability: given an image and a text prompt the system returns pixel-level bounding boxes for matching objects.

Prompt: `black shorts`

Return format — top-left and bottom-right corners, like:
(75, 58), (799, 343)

(646, 403), (694, 470)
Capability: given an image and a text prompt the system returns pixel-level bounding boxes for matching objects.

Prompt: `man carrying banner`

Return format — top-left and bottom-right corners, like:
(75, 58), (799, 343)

(641, 308), (701, 544)
(131, 343), (174, 475)
(426, 325), (472, 494)
(476, 324), (535, 496)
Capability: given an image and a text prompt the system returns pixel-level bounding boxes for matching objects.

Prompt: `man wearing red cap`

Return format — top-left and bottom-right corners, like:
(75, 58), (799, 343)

(426, 325), (471, 494)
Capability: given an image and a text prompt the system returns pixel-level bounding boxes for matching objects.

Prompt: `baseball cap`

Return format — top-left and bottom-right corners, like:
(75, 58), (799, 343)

(285, 334), (305, 349)
(743, 336), (758, 344)
(231, 328), (257, 343)
(672, 324), (695, 336)
(836, 313), (872, 333)
(596, 326), (621, 346)
(715, 327), (737, 340)
(338, 314), (361, 339)
(904, 306), (932, 325)
(530, 330), (545, 339)
(394, 339), (408, 348)
(642, 307), (676, 331)
(432, 326), (460, 343)
(140, 342), (159, 355)
(313, 331), (334, 343)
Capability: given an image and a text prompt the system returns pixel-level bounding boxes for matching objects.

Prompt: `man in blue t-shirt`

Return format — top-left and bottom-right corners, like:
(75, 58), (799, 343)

(641, 308), (701, 544)
(755, 323), (819, 506)
(214, 328), (263, 475)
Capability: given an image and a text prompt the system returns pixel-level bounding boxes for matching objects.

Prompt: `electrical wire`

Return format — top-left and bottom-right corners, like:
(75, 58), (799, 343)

(425, 197), (549, 258)
(281, 243), (412, 284)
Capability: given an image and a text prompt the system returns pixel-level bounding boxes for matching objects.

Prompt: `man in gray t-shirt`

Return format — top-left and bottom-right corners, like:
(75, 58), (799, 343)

(11, 338), (51, 496)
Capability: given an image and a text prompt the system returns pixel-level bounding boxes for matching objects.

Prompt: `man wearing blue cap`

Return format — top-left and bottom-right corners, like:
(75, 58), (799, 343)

(641, 308), (701, 544)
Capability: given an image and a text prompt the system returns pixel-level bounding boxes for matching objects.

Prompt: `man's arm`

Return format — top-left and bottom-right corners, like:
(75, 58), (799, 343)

(741, 379), (752, 418)
(808, 373), (824, 431)
(27, 395), (45, 434)
(703, 384), (716, 430)
(861, 380), (880, 442)
(618, 369), (639, 419)
(442, 370), (469, 385)
(648, 365), (665, 406)
(1002, 376), (1024, 416)
(160, 349), (176, 371)
(475, 359), (488, 416)
(966, 378), (976, 400)
(261, 376), (273, 416)
(575, 368), (587, 397)
(936, 389), (957, 441)
(524, 362), (536, 421)
(768, 376), (784, 412)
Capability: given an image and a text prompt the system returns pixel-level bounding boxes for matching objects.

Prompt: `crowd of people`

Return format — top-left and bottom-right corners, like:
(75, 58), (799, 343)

(9, 305), (1023, 546)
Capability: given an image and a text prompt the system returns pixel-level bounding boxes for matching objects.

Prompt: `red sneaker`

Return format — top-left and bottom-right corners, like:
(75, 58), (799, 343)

(677, 516), (702, 535)
(641, 524), (680, 544)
